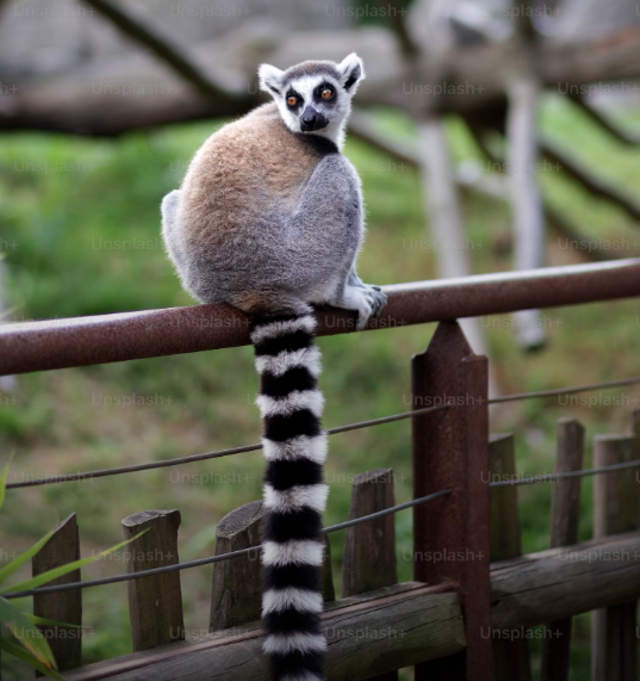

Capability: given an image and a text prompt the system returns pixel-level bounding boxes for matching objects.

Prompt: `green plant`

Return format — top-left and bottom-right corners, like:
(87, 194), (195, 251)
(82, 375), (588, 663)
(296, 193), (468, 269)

(0, 455), (141, 679)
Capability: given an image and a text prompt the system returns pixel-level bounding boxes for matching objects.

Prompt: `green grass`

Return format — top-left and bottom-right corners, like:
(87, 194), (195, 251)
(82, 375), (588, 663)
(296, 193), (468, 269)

(1, 95), (640, 679)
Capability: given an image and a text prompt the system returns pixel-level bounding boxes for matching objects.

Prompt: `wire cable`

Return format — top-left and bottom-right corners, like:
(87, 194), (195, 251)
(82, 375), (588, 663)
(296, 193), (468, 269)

(3, 489), (451, 599)
(5, 405), (451, 489)
(488, 458), (640, 487)
(7, 375), (640, 489)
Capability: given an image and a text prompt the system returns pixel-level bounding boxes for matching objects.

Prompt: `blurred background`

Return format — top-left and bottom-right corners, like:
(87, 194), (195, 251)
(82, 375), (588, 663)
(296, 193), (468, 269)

(1, 0), (640, 678)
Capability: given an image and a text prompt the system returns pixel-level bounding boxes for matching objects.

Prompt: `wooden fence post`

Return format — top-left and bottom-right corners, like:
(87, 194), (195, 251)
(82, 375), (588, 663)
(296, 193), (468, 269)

(32, 513), (82, 672)
(411, 320), (491, 680)
(121, 509), (184, 652)
(489, 434), (531, 681)
(541, 418), (585, 681)
(322, 535), (335, 604)
(211, 500), (335, 633)
(210, 500), (265, 632)
(342, 468), (398, 681)
(591, 434), (638, 681)
(342, 468), (397, 596)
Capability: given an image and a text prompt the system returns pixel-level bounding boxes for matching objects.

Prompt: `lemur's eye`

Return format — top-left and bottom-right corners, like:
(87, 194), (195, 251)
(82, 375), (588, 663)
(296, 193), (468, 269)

(287, 96), (297, 107)
(321, 88), (333, 100)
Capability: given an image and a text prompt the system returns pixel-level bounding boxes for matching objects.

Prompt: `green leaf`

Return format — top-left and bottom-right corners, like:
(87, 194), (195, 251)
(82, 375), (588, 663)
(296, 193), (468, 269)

(0, 452), (14, 512)
(0, 636), (66, 681)
(0, 596), (57, 669)
(0, 528), (55, 587)
(24, 613), (82, 628)
(0, 305), (19, 322)
(1, 531), (146, 595)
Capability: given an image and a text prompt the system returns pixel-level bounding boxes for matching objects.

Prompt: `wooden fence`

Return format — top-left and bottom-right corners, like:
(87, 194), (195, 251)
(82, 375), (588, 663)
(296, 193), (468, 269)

(2, 259), (640, 680)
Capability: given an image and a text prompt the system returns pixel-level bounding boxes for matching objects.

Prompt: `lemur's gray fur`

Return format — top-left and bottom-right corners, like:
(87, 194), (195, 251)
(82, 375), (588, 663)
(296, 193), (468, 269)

(161, 52), (386, 327)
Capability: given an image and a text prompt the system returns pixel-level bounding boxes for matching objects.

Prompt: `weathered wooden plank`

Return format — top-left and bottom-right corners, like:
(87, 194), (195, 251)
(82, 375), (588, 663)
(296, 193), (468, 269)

(121, 510), (184, 652)
(489, 434), (531, 681)
(65, 583), (465, 681)
(32, 513), (82, 672)
(342, 467), (398, 681)
(492, 531), (640, 629)
(411, 321), (491, 680)
(591, 434), (638, 681)
(541, 418), (585, 681)
(64, 530), (640, 681)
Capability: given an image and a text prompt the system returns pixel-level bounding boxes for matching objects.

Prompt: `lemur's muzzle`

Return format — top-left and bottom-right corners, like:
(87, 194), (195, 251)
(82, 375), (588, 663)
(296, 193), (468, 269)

(300, 107), (328, 132)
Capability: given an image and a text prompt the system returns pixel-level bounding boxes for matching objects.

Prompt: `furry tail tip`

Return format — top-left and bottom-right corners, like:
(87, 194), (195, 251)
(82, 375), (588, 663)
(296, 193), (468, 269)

(251, 313), (328, 681)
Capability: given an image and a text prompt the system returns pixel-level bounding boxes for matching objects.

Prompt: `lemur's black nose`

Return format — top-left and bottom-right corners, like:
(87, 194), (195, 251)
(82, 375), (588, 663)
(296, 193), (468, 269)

(300, 107), (327, 132)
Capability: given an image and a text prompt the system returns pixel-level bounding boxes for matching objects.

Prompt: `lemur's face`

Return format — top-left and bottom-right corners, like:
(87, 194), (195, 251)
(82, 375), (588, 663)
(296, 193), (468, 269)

(258, 54), (365, 139)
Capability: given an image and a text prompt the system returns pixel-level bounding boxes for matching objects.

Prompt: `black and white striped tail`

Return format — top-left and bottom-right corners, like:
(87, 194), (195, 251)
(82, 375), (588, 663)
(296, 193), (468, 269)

(251, 313), (328, 681)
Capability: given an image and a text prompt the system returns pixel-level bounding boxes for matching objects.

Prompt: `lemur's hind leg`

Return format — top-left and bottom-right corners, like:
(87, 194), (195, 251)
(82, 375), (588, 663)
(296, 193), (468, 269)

(286, 156), (387, 329)
(161, 190), (186, 272)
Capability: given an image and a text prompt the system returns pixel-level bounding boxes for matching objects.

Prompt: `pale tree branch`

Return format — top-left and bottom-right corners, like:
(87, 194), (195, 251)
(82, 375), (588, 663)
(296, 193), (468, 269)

(502, 0), (547, 349)
(417, 117), (470, 280)
(569, 94), (640, 146)
(374, 0), (418, 58)
(81, 0), (246, 101)
(416, 115), (497, 394)
(467, 123), (613, 263)
(506, 76), (546, 349)
(541, 139), (640, 223)
(544, 206), (610, 263)
(349, 109), (507, 198)
(353, 102), (617, 269)
(4, 30), (640, 134)
(350, 108), (615, 264)
(0, 258), (16, 391)
(507, 78), (544, 275)
(349, 109), (418, 167)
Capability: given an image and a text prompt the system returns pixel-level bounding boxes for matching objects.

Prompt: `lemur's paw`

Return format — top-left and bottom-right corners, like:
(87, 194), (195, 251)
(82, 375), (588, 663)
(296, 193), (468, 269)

(369, 285), (387, 317)
(355, 285), (387, 331)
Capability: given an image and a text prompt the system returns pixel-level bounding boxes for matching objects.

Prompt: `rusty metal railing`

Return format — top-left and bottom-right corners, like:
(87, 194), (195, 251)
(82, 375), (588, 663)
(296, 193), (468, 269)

(1, 258), (639, 375)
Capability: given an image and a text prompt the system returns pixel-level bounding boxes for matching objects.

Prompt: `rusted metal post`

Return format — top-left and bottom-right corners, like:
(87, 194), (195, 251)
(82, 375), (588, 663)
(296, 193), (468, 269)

(541, 418), (585, 681)
(411, 320), (491, 679)
(32, 514), (82, 672)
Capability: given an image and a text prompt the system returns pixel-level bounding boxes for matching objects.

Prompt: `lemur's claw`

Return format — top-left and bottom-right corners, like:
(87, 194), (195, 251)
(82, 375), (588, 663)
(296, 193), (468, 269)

(356, 285), (387, 330)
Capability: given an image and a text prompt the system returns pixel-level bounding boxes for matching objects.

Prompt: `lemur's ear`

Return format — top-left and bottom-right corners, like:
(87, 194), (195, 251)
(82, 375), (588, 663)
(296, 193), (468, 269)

(338, 53), (365, 93)
(258, 63), (284, 96)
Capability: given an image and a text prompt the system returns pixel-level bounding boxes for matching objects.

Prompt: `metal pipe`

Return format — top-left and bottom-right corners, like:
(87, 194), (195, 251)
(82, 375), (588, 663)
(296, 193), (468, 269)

(1, 259), (640, 375)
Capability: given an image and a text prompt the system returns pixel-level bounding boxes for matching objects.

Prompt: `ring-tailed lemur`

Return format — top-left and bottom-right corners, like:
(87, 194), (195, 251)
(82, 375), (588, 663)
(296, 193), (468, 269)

(161, 53), (386, 681)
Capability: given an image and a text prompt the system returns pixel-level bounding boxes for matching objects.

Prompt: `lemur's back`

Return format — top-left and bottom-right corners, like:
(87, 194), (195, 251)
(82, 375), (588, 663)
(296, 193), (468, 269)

(173, 101), (344, 311)
(180, 102), (328, 243)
